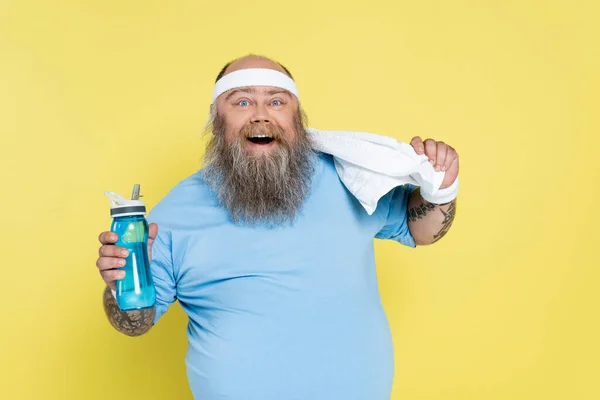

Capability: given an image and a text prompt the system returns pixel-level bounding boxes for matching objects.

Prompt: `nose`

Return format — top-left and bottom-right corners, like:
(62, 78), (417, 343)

(250, 103), (271, 124)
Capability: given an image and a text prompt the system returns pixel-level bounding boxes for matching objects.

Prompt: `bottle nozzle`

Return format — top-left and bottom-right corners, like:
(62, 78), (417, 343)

(131, 184), (141, 200)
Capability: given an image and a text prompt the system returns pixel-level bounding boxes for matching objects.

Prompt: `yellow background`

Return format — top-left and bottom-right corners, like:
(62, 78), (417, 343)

(1, 0), (598, 399)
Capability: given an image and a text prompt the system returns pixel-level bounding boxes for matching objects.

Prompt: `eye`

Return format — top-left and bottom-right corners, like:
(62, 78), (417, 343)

(271, 99), (282, 106)
(237, 100), (250, 107)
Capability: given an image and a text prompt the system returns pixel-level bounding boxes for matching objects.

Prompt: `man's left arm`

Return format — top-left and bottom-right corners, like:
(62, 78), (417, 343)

(407, 190), (457, 245)
(406, 136), (459, 246)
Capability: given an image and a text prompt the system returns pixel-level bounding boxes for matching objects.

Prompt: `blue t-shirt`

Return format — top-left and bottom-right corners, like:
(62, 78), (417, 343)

(147, 152), (417, 400)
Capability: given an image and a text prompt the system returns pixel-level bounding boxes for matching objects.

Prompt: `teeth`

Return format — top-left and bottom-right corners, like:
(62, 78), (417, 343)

(249, 134), (271, 138)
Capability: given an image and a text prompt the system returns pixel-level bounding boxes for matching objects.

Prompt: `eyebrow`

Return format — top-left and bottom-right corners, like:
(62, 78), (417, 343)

(265, 89), (290, 96)
(225, 88), (254, 101)
(225, 87), (291, 101)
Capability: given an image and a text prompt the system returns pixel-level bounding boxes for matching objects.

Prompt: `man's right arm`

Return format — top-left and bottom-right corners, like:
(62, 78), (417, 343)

(102, 287), (155, 337)
(97, 225), (160, 337)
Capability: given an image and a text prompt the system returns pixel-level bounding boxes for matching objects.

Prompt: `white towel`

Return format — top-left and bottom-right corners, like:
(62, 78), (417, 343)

(306, 128), (459, 215)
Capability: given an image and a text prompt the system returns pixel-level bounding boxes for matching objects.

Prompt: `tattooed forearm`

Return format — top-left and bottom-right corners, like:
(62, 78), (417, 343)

(407, 188), (457, 245)
(102, 287), (155, 337)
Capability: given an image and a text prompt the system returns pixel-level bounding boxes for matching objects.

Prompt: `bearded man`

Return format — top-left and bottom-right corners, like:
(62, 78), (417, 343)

(95, 54), (460, 400)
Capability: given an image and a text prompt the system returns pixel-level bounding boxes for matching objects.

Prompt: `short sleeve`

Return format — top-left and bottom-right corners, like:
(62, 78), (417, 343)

(375, 184), (419, 247)
(149, 227), (177, 324)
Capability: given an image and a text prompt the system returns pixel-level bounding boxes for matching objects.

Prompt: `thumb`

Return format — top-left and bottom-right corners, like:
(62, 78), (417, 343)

(147, 223), (159, 262)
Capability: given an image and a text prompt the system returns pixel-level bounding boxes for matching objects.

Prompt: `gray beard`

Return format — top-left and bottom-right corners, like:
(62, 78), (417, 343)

(202, 111), (316, 227)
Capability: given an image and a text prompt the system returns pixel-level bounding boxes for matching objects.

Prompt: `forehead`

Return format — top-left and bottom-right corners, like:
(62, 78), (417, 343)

(225, 57), (286, 75)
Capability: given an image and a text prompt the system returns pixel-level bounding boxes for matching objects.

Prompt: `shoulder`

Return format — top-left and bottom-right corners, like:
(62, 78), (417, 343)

(147, 170), (221, 228)
(315, 151), (336, 170)
(311, 151), (340, 185)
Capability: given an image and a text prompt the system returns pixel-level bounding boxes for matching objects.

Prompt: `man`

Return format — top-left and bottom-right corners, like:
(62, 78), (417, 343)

(96, 54), (459, 399)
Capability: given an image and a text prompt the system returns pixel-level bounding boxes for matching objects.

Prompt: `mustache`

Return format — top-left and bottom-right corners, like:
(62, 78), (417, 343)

(238, 123), (286, 140)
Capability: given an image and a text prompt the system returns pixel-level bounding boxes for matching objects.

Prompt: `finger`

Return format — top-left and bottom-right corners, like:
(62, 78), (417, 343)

(98, 244), (129, 258)
(99, 231), (119, 245)
(424, 139), (437, 165)
(148, 223), (159, 244)
(435, 141), (447, 172)
(96, 256), (126, 271)
(410, 136), (424, 154)
(101, 269), (126, 286)
(444, 147), (457, 171)
(147, 223), (159, 262)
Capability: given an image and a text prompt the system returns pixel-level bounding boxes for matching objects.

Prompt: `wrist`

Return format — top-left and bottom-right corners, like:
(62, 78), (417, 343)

(420, 176), (459, 204)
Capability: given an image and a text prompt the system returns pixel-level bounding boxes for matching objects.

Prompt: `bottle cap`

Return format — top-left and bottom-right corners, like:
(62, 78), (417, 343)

(105, 184), (146, 217)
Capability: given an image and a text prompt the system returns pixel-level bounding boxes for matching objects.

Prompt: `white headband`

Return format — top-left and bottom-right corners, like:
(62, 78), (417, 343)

(212, 68), (299, 103)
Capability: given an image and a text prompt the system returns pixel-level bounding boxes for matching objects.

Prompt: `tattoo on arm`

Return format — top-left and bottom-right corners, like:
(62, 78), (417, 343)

(408, 202), (437, 222)
(103, 287), (155, 337)
(407, 195), (457, 243)
(432, 201), (456, 243)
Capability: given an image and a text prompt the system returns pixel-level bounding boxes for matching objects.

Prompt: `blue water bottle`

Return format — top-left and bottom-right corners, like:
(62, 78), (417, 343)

(104, 185), (156, 311)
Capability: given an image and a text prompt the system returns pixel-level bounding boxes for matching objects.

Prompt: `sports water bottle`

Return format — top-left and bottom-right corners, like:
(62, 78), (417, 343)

(104, 184), (156, 311)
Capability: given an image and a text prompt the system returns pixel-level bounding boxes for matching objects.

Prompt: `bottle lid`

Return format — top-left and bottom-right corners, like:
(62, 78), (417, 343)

(105, 184), (146, 217)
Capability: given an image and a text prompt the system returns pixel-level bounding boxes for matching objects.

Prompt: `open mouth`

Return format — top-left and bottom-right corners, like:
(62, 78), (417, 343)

(247, 136), (275, 145)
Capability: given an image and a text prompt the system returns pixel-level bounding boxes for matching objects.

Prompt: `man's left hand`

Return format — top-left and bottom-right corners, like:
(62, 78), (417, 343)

(410, 136), (459, 190)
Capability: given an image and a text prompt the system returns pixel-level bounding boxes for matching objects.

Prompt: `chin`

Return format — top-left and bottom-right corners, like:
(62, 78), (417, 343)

(244, 140), (279, 154)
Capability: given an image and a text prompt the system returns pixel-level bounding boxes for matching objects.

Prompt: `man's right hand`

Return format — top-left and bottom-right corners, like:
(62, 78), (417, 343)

(96, 223), (159, 291)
